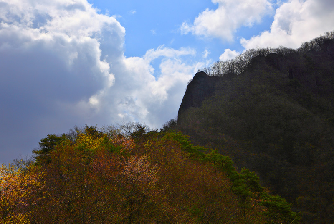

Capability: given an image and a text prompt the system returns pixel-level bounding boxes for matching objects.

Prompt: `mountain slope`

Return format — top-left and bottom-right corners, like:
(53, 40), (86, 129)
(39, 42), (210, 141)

(176, 32), (334, 223)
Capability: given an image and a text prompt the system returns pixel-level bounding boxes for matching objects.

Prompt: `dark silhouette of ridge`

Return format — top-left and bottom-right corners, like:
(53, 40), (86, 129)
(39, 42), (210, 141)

(175, 32), (334, 224)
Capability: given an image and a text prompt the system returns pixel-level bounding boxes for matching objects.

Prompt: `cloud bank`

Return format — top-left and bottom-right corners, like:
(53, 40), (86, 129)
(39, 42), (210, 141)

(241, 0), (334, 49)
(0, 0), (200, 164)
(182, 0), (334, 52)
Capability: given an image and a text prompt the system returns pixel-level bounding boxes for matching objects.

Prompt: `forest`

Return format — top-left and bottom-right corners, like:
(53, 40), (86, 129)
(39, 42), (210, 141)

(1, 31), (334, 223)
(173, 31), (334, 223)
(0, 125), (298, 223)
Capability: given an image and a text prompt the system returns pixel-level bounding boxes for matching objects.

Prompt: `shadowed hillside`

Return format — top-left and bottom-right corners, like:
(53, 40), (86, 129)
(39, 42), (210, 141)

(175, 32), (334, 223)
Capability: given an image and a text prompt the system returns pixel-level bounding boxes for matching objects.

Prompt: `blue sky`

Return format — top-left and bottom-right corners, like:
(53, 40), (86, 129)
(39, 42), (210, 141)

(0, 0), (333, 164)
(88, 0), (276, 69)
(89, 0), (213, 56)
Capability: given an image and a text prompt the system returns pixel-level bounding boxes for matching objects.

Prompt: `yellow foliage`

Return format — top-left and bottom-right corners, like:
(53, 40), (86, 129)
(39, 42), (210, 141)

(0, 163), (45, 223)
(75, 133), (105, 150)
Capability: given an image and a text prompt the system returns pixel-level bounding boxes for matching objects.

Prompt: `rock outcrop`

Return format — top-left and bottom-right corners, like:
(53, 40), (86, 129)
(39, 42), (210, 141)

(177, 71), (220, 123)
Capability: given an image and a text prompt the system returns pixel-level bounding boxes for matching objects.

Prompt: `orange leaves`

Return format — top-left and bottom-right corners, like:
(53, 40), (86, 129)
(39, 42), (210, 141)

(122, 155), (159, 184)
(111, 135), (135, 153)
(90, 148), (121, 181)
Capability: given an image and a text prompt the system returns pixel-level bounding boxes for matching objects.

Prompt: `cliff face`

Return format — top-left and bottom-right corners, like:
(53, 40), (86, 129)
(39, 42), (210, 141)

(177, 71), (220, 123)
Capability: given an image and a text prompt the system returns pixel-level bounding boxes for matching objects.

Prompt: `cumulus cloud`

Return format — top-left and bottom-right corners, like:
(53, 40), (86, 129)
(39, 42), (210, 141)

(98, 46), (199, 124)
(219, 49), (240, 61)
(241, 0), (334, 49)
(181, 0), (273, 41)
(0, 0), (200, 164)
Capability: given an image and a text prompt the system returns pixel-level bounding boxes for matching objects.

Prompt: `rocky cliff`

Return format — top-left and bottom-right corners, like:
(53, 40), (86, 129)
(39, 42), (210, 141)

(177, 71), (220, 123)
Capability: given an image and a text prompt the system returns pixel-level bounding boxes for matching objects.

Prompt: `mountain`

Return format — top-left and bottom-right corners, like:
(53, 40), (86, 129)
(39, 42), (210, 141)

(175, 32), (334, 223)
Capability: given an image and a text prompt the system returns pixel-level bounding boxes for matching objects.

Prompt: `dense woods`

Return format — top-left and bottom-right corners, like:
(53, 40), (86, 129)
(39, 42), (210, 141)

(175, 32), (334, 223)
(1, 125), (298, 223)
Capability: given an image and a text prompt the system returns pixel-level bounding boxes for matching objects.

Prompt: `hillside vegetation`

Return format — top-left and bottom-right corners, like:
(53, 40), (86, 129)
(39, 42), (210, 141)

(174, 32), (334, 223)
(0, 125), (298, 223)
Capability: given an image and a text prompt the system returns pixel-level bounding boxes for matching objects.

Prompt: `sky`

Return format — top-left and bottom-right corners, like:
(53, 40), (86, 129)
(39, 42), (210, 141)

(0, 0), (333, 165)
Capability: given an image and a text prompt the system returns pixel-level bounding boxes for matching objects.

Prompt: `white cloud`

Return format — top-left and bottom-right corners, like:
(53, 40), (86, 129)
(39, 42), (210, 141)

(181, 0), (273, 41)
(202, 49), (210, 58)
(93, 46), (199, 125)
(241, 0), (334, 49)
(219, 49), (240, 61)
(143, 45), (196, 63)
(0, 0), (200, 164)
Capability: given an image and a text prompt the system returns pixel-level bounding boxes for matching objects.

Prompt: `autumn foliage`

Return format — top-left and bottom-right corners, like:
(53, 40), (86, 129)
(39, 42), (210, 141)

(1, 125), (298, 223)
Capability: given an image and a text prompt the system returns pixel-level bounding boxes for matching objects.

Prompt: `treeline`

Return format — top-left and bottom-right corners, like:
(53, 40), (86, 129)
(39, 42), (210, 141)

(201, 31), (334, 76)
(0, 125), (299, 223)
